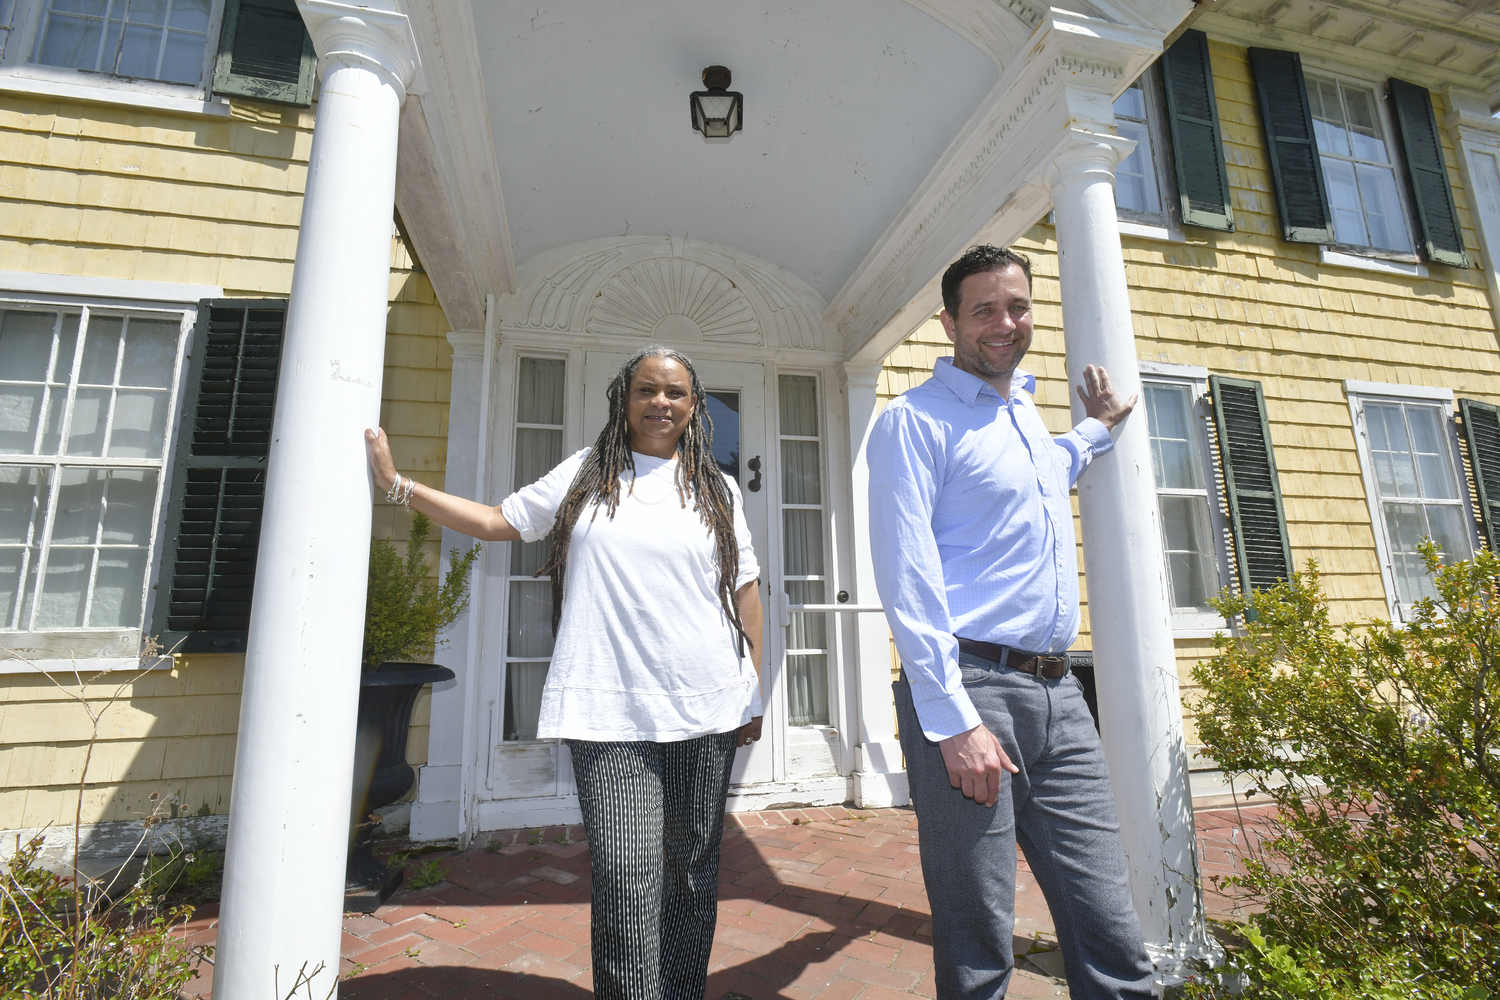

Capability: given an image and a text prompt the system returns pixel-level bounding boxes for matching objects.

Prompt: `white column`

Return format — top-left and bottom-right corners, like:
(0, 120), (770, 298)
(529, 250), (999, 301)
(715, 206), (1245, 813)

(842, 362), (909, 807)
(215, 4), (418, 997)
(415, 329), (488, 843)
(1046, 134), (1217, 973)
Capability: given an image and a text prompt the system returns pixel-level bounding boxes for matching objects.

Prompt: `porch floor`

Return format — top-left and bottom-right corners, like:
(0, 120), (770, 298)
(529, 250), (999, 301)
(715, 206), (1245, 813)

(176, 803), (1277, 999)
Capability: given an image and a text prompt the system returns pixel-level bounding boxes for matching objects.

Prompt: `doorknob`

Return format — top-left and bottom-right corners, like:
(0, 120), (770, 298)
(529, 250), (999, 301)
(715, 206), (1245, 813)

(747, 456), (762, 492)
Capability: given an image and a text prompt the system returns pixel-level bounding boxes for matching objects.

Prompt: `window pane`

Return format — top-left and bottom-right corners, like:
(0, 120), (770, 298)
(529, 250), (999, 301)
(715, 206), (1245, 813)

(705, 391), (740, 484)
(88, 547), (146, 627)
(507, 580), (554, 658)
(1308, 77), (1350, 156)
(786, 654), (829, 726)
(1354, 163), (1412, 253)
(108, 389), (169, 458)
(116, 22), (162, 77)
(781, 440), (821, 505)
(80, 316), (122, 385)
(1144, 384), (1201, 489)
(119, 318), (177, 388)
(35, 7), (106, 72)
(52, 468), (103, 545)
(66, 387), (111, 456)
(100, 468), (158, 544)
(1, 310), (58, 381)
(1160, 495), (1217, 611)
(1367, 403), (1419, 499)
(170, 0), (210, 30)
(1425, 504), (1472, 565)
(1405, 406), (1457, 500)
(0, 544), (25, 631)
(516, 357), (564, 426)
(779, 375), (818, 437)
(1114, 118), (1161, 215)
(0, 386), (45, 455)
(1113, 81), (1147, 120)
(0, 467), (48, 627)
(783, 509), (825, 576)
(35, 546), (90, 628)
(1343, 87), (1387, 163)
(1324, 158), (1370, 247)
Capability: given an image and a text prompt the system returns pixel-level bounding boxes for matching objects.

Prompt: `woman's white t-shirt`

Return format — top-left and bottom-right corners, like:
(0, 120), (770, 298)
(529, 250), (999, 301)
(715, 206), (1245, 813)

(500, 448), (762, 742)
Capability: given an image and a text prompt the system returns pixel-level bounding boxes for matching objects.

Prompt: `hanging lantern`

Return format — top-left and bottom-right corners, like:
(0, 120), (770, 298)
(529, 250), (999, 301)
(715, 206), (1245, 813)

(690, 65), (743, 138)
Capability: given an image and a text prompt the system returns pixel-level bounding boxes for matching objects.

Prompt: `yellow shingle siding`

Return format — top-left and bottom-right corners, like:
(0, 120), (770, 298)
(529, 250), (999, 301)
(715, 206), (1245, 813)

(877, 42), (1500, 741)
(0, 93), (451, 829)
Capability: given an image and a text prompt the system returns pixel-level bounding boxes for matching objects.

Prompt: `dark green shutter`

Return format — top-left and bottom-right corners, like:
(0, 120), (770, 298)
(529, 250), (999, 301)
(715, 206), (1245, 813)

(154, 301), (287, 652)
(1388, 79), (1470, 268)
(1458, 399), (1500, 550)
(212, 0), (316, 106)
(1209, 375), (1293, 592)
(1248, 48), (1336, 243)
(1160, 29), (1233, 231)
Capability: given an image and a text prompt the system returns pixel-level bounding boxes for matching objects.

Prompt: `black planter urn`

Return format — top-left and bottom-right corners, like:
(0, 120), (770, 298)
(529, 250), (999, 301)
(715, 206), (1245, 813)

(344, 661), (455, 913)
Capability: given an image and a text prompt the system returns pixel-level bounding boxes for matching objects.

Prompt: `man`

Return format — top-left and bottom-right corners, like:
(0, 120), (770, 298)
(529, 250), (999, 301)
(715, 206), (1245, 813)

(868, 245), (1154, 999)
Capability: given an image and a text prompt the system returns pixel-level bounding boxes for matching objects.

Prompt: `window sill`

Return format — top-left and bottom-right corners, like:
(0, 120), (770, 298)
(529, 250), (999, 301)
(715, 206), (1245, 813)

(0, 629), (172, 674)
(1117, 219), (1185, 243)
(1319, 247), (1428, 278)
(0, 68), (231, 118)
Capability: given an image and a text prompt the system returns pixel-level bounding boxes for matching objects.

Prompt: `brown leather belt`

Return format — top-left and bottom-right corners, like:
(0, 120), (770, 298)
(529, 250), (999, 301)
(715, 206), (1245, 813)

(956, 637), (1071, 679)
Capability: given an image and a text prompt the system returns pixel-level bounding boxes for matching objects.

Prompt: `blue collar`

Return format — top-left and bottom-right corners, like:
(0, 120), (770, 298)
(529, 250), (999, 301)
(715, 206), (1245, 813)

(932, 355), (1034, 405)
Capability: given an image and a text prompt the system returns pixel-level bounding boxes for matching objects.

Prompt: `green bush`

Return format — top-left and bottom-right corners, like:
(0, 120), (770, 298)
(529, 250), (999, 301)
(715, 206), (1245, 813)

(0, 836), (207, 999)
(362, 512), (480, 669)
(1189, 545), (1498, 998)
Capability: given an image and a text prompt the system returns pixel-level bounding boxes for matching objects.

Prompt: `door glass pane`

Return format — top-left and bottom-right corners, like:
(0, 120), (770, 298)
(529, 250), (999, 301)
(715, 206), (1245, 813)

(785, 580), (827, 650)
(517, 357), (565, 425)
(782, 510), (825, 576)
(781, 440), (820, 504)
(705, 391), (741, 484)
(507, 580), (555, 658)
(786, 655), (829, 727)
(779, 376), (818, 436)
(505, 663), (549, 741)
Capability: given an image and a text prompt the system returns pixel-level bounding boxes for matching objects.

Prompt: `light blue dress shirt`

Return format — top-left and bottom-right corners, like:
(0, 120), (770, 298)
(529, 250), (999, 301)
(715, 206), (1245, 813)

(867, 356), (1115, 742)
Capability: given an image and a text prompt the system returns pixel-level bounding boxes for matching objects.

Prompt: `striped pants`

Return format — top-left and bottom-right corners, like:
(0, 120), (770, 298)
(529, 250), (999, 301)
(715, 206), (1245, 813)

(566, 731), (739, 1000)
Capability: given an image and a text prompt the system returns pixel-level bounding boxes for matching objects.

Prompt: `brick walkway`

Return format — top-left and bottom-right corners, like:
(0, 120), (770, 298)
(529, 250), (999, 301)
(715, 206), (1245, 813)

(176, 803), (1278, 999)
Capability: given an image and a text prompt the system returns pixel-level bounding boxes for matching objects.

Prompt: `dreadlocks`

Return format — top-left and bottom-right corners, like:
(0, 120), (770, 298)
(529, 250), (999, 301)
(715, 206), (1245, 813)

(536, 345), (753, 654)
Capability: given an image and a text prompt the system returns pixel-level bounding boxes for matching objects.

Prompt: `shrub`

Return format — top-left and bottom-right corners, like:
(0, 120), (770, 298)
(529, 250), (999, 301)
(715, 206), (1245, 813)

(1190, 545), (1498, 997)
(0, 835), (207, 999)
(362, 512), (480, 669)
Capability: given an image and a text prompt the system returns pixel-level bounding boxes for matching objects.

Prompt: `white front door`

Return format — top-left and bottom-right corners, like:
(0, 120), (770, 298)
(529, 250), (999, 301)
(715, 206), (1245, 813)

(581, 351), (773, 785)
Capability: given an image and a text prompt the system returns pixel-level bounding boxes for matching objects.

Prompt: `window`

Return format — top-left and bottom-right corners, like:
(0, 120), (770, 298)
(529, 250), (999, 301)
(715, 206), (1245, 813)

(1113, 77), (1166, 223)
(1141, 370), (1231, 631)
(1306, 75), (1413, 255)
(503, 356), (564, 741)
(1349, 386), (1474, 618)
(30, 0), (212, 85)
(1, 302), (189, 637)
(779, 374), (830, 726)
(0, 0), (314, 106)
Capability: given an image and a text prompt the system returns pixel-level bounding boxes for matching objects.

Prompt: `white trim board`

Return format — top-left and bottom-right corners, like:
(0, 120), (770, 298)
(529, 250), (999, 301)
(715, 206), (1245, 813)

(0, 72), (231, 118)
(0, 271), (223, 304)
(1343, 379), (1455, 401)
(1139, 360), (1209, 379)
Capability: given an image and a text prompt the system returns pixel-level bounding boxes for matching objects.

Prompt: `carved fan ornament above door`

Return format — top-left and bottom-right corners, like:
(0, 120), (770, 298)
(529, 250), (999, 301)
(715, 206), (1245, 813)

(497, 237), (833, 353)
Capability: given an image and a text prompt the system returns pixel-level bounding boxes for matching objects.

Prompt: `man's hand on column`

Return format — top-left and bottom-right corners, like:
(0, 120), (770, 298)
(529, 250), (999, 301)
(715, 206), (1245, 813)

(938, 723), (1018, 808)
(1076, 364), (1138, 430)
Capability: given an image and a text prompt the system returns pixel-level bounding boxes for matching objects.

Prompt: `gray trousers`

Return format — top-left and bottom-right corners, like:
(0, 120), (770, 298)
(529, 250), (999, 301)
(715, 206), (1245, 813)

(895, 655), (1155, 1000)
(566, 732), (738, 1000)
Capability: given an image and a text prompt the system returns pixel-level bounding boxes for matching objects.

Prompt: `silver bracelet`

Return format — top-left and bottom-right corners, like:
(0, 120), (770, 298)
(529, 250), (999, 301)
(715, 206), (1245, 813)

(385, 474), (417, 508)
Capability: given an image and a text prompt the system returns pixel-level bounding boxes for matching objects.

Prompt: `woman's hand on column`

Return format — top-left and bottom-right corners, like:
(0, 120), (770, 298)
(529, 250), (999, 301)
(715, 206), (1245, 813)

(366, 427), (398, 493)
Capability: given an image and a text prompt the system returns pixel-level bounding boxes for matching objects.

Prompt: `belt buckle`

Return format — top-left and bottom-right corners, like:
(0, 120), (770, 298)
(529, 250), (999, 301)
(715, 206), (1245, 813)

(1035, 655), (1069, 679)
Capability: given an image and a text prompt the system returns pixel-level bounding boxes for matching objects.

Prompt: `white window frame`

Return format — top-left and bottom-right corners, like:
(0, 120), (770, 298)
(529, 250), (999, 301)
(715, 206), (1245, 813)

(1112, 66), (1186, 244)
(0, 272), (220, 674)
(1345, 380), (1478, 623)
(1139, 361), (1234, 636)
(0, 0), (231, 116)
(1302, 66), (1422, 264)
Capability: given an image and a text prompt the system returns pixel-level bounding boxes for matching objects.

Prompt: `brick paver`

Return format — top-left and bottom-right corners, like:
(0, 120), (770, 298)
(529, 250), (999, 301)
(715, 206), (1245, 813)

(174, 803), (1277, 998)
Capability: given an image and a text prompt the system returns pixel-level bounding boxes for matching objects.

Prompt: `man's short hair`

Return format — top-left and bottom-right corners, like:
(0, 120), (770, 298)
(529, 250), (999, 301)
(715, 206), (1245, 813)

(941, 245), (1033, 316)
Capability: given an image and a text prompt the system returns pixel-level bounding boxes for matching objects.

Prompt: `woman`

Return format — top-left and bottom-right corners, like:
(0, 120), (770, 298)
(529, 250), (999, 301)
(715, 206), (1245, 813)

(365, 345), (763, 1000)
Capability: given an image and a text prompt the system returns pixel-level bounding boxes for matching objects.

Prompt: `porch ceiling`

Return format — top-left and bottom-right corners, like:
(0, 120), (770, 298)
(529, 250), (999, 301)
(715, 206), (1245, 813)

(476, 0), (996, 304)
(395, 0), (1192, 345)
